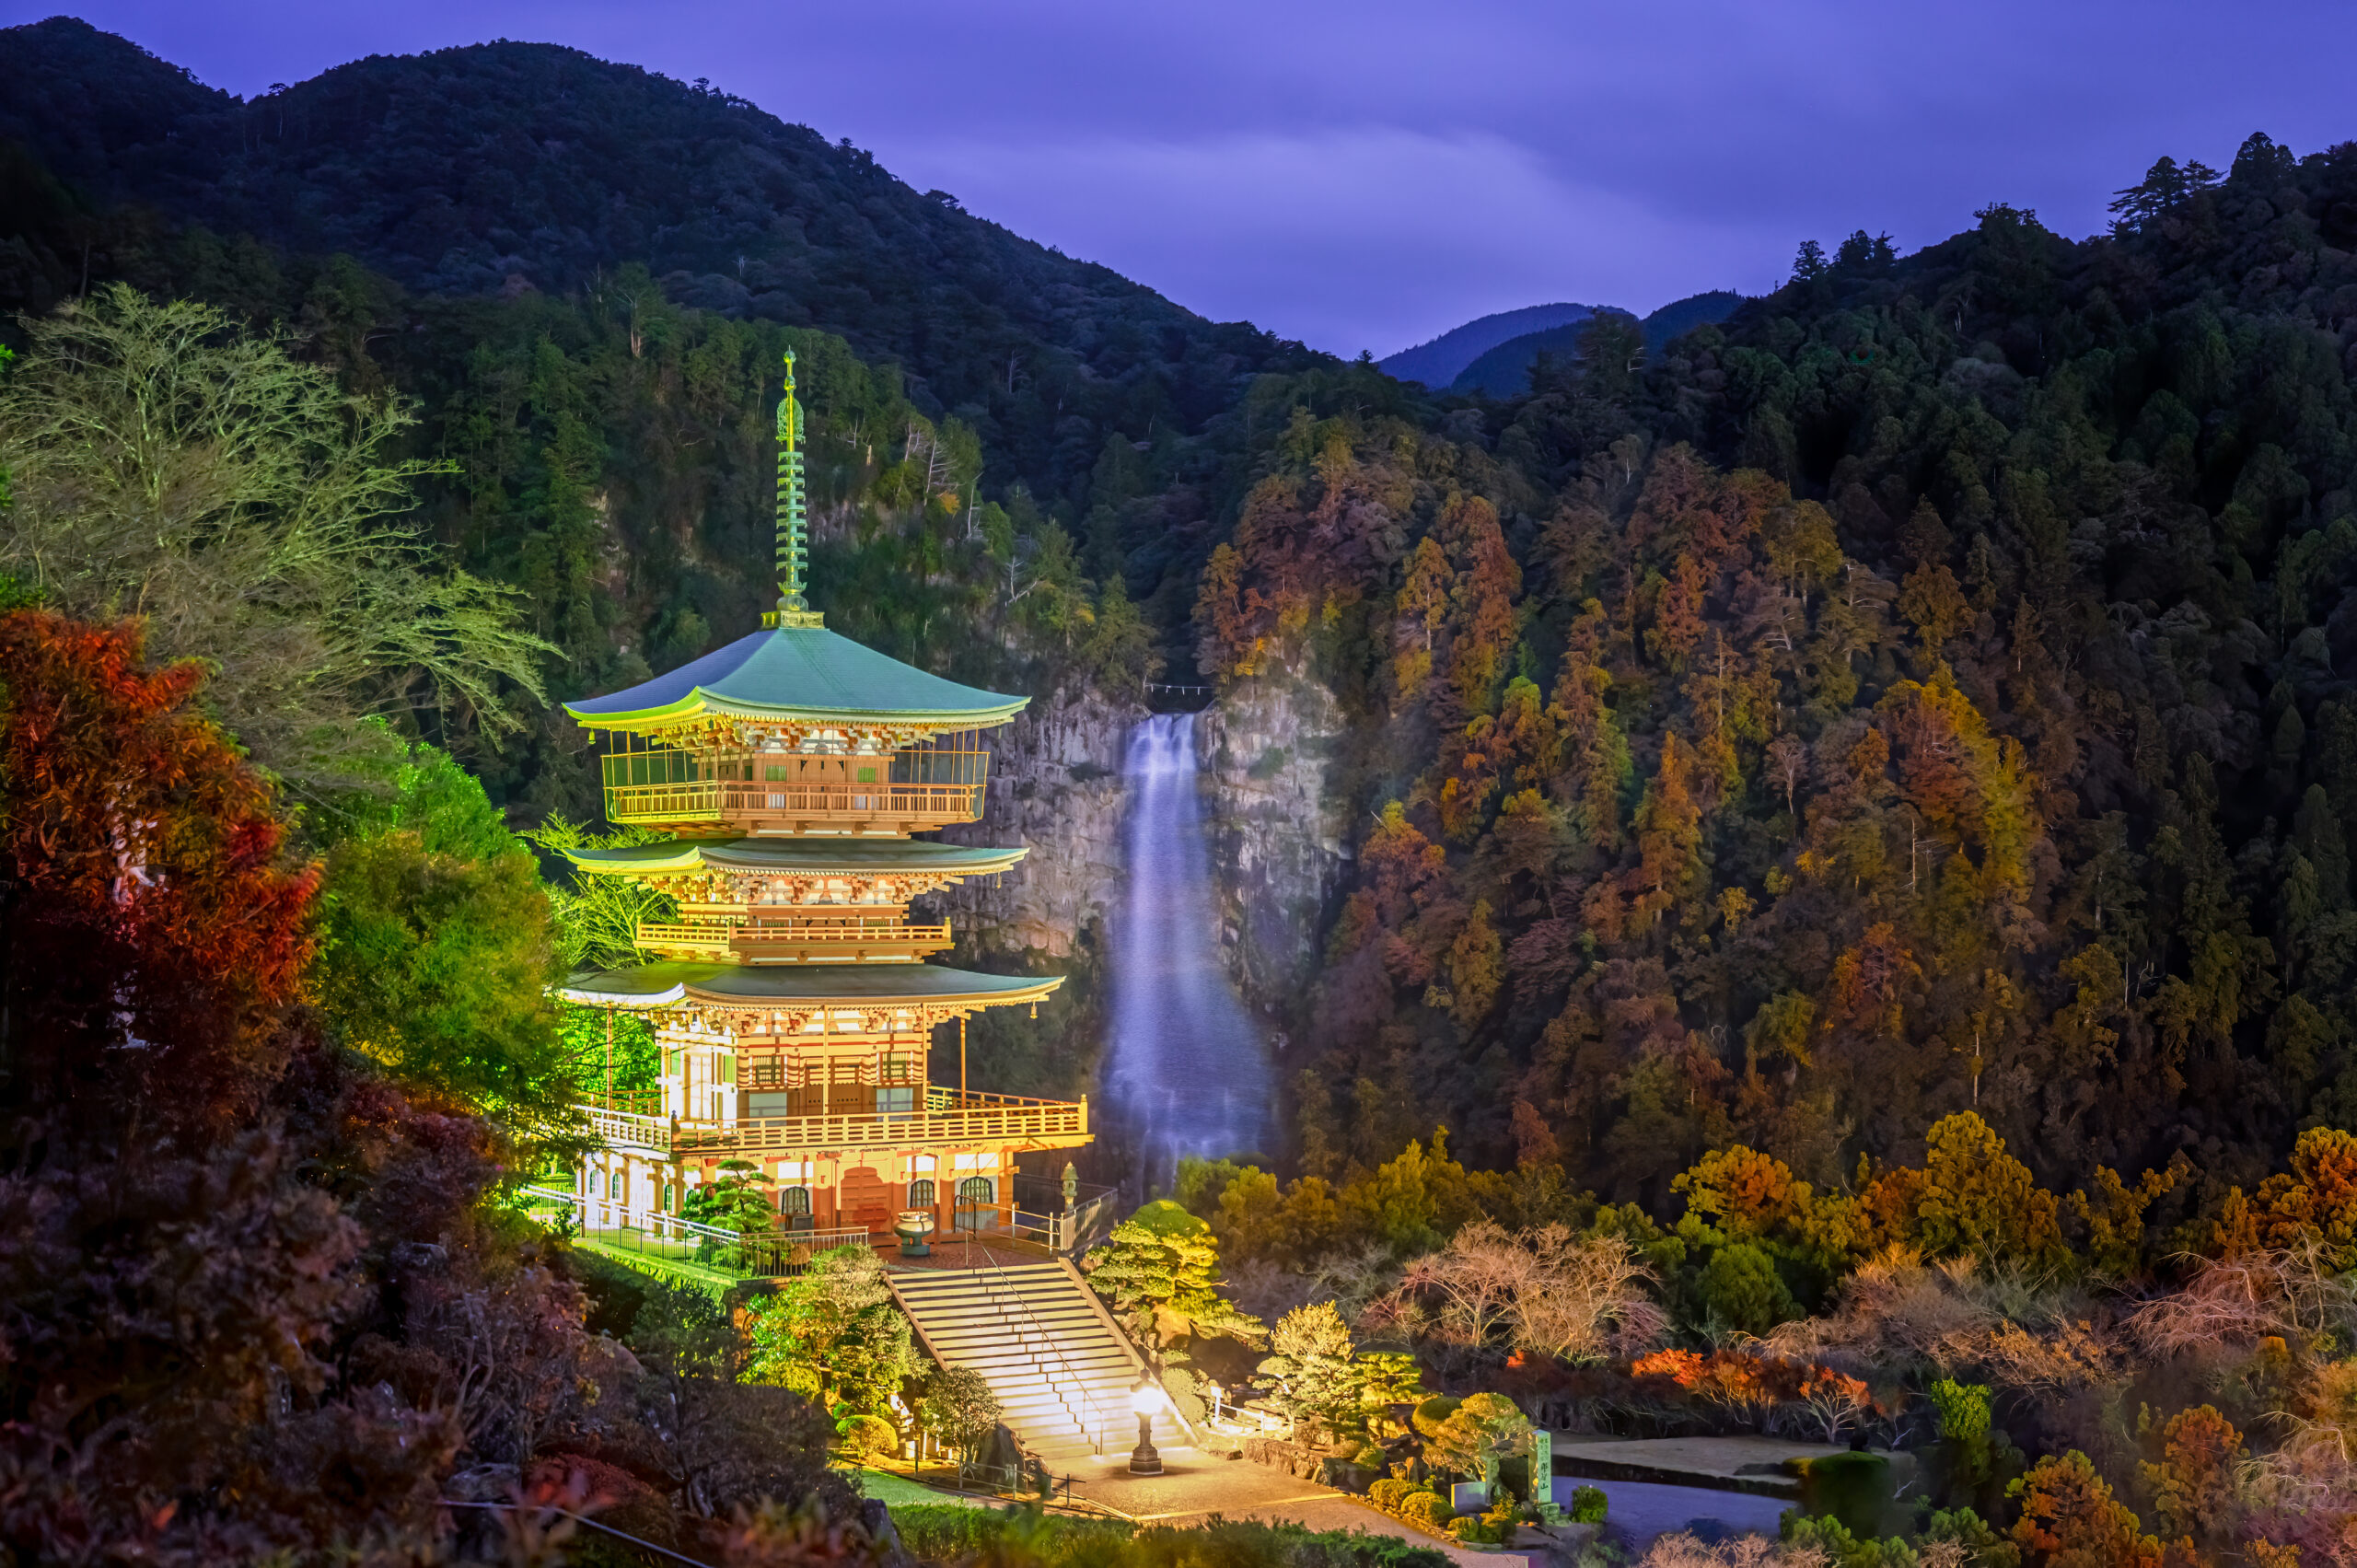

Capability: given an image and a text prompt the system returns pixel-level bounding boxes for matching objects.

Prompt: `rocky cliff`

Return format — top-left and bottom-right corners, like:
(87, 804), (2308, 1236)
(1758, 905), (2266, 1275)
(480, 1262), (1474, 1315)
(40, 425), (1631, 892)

(934, 685), (1138, 960)
(919, 685), (1137, 1102)
(1195, 676), (1349, 1023)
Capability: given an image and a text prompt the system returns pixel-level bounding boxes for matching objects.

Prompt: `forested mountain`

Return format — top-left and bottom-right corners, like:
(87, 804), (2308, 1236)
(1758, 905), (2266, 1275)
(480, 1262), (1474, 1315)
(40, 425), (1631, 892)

(6, 21), (2357, 1557)
(1202, 137), (2357, 1220)
(0, 17), (1328, 755)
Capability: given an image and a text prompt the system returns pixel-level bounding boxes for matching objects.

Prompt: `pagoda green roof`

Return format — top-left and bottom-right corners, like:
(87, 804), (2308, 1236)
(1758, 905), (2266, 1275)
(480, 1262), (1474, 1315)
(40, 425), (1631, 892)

(565, 626), (1028, 729)
(563, 838), (1030, 878)
(557, 960), (1062, 1010)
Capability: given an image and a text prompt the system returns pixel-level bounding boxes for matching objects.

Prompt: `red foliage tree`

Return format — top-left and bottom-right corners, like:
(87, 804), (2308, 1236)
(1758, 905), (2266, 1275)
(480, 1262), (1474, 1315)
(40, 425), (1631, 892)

(0, 611), (317, 1134)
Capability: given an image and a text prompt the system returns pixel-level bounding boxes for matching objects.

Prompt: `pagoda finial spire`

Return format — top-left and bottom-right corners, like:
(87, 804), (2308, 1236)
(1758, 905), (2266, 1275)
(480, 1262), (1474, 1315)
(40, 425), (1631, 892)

(770, 349), (822, 629)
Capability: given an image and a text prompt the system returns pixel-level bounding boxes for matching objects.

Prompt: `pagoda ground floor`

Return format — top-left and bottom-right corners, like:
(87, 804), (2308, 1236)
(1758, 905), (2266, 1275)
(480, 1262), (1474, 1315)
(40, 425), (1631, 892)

(537, 1132), (1115, 1286)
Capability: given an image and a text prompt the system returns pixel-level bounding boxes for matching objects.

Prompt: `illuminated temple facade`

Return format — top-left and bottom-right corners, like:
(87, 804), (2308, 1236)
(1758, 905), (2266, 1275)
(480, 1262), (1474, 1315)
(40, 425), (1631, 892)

(563, 352), (1087, 1248)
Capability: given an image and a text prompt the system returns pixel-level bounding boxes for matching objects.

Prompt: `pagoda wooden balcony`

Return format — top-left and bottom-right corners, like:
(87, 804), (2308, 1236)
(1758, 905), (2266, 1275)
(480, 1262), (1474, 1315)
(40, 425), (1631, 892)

(585, 1102), (676, 1156)
(577, 1087), (1089, 1159)
(634, 914), (955, 962)
(598, 745), (992, 834)
(603, 776), (986, 833)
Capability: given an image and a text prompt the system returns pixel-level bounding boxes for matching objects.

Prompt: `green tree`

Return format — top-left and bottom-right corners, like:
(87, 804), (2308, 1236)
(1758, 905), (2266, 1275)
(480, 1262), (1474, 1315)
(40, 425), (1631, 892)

(744, 1245), (918, 1414)
(0, 285), (552, 782)
(919, 1365), (1003, 1467)
(1424, 1391), (1531, 1482)
(1698, 1242), (1798, 1335)
(1913, 1112), (2065, 1267)
(310, 740), (581, 1156)
(1082, 1200), (1265, 1350)
(520, 813), (678, 972)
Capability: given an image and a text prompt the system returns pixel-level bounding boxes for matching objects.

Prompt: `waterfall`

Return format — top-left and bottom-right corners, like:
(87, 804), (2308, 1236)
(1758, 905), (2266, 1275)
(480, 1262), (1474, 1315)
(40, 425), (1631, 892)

(1100, 712), (1274, 1184)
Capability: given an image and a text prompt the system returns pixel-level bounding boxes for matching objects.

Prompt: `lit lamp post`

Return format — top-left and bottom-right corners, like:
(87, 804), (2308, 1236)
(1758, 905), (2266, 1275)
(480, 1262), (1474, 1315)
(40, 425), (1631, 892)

(1128, 1376), (1167, 1475)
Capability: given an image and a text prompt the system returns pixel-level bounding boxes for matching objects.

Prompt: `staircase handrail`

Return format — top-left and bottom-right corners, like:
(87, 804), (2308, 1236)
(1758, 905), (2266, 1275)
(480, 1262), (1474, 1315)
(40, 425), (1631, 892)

(973, 1250), (1113, 1451)
(1053, 1254), (1202, 1448)
(969, 1248), (1128, 1456)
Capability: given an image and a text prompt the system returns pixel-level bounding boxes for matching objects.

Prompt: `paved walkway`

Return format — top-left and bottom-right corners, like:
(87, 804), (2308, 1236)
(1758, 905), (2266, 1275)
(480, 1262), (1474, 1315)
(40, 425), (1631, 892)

(1058, 1449), (1517, 1568)
(861, 1447), (1804, 1559)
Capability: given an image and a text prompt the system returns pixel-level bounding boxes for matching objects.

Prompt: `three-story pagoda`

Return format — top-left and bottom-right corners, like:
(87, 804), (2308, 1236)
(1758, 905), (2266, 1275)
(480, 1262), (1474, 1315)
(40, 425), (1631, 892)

(563, 352), (1086, 1248)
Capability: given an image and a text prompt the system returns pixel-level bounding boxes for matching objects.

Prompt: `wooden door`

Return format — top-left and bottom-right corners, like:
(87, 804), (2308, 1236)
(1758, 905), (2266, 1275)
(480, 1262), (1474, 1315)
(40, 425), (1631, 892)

(837, 1167), (892, 1238)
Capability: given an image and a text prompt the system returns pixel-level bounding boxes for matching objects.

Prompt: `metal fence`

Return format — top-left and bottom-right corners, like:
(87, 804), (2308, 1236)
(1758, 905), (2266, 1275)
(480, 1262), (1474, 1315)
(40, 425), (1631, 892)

(522, 1185), (869, 1279)
(1007, 1171), (1120, 1256)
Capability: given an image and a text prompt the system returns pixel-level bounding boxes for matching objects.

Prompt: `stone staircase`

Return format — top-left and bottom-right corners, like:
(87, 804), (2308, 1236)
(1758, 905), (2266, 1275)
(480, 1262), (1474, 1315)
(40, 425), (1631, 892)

(888, 1259), (1151, 1466)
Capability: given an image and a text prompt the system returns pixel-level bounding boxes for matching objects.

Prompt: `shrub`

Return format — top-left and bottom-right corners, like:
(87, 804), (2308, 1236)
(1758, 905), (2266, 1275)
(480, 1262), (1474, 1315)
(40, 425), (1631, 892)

(1398, 1491), (1453, 1533)
(1353, 1442), (1388, 1468)
(1570, 1484), (1608, 1524)
(839, 1412), (898, 1459)
(1700, 1241), (1800, 1334)
(1795, 1450), (1895, 1536)
(1412, 1396), (1462, 1438)
(1183, 1521), (1455, 1568)
(1368, 1478), (1416, 1514)
(1446, 1516), (1491, 1544)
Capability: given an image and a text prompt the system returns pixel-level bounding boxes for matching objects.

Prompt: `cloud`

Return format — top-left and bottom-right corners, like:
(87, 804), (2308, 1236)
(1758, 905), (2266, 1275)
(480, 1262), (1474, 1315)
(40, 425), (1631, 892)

(902, 126), (1788, 355)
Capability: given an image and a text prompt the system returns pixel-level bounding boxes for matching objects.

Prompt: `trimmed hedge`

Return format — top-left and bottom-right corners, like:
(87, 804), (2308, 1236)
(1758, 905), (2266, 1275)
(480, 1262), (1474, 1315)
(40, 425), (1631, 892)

(1795, 1451), (1895, 1536)
(1411, 1397), (1461, 1439)
(1397, 1492), (1453, 1533)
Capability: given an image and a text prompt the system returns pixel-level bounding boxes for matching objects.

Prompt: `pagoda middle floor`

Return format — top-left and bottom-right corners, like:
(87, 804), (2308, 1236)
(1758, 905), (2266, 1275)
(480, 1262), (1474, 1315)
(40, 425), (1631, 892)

(561, 959), (1085, 1244)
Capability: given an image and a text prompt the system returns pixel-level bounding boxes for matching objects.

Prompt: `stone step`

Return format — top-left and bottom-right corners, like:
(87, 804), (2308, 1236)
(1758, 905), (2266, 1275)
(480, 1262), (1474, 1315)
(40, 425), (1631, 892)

(886, 1262), (1144, 1463)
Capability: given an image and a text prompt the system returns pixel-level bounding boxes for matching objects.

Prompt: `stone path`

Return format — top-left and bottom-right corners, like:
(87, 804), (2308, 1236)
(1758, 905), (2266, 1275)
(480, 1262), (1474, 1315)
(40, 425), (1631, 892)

(864, 1446), (1810, 1560)
(1055, 1449), (1517, 1568)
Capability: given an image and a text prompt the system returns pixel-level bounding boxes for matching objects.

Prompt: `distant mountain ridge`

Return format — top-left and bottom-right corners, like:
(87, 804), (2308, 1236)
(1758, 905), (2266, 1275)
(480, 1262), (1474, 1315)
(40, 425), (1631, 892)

(1447, 289), (1747, 397)
(1381, 290), (1747, 394)
(1378, 302), (1602, 388)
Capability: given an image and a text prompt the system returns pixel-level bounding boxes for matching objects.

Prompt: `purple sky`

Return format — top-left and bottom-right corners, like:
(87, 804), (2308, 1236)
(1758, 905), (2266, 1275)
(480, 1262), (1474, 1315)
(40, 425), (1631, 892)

(10, 2), (2350, 355)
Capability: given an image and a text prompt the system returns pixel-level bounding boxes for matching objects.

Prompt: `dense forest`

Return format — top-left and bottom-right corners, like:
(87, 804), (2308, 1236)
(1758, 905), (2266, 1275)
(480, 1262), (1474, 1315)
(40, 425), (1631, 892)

(1202, 135), (2357, 1214)
(4, 15), (2357, 1562)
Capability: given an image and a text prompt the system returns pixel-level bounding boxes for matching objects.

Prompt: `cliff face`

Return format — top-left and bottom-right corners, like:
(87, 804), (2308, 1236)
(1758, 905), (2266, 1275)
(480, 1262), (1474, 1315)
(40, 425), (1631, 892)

(1195, 676), (1348, 1020)
(935, 685), (1137, 961)
(920, 685), (1138, 1105)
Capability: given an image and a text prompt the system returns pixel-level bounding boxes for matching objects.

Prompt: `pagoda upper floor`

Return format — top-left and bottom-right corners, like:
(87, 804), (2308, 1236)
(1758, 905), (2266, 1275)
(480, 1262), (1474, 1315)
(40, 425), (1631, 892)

(562, 838), (1028, 964)
(566, 623), (1028, 837)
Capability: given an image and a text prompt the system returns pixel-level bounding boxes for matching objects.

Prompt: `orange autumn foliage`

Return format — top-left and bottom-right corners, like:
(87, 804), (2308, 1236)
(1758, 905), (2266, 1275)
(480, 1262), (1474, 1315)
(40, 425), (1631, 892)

(2010, 1450), (2164, 1568)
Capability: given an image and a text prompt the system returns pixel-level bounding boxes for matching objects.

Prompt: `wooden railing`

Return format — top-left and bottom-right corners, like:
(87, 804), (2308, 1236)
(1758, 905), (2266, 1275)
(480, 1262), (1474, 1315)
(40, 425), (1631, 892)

(922, 1087), (1074, 1113)
(685, 1093), (1087, 1156)
(575, 1090), (1086, 1158)
(603, 778), (985, 828)
(635, 916), (953, 957)
(585, 1104), (675, 1154)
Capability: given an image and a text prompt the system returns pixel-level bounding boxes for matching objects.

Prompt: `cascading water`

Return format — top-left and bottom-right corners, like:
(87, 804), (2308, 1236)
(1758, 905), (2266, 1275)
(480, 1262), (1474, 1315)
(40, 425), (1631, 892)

(1100, 713), (1274, 1187)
